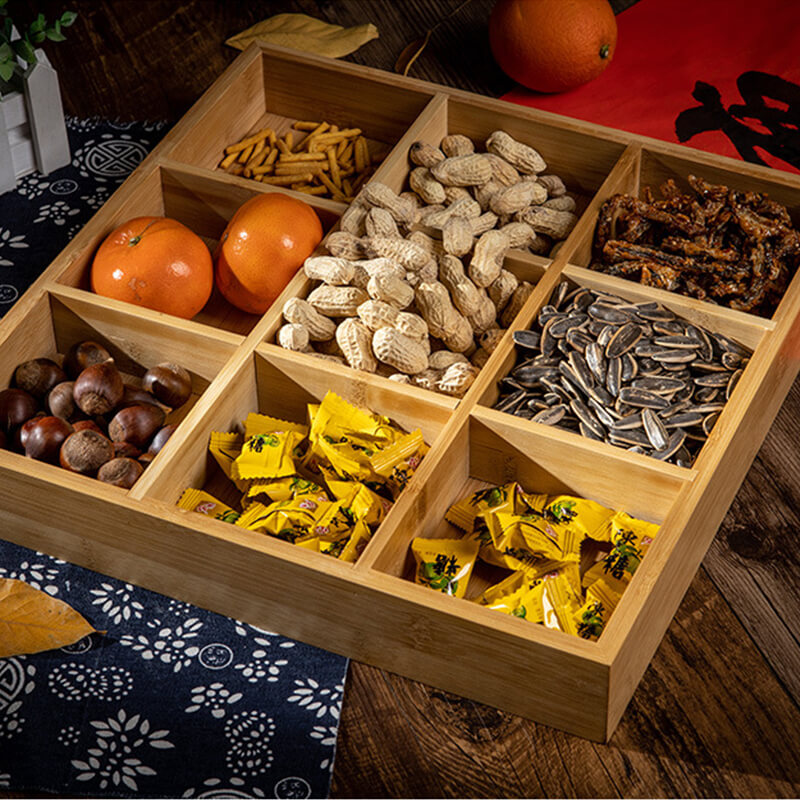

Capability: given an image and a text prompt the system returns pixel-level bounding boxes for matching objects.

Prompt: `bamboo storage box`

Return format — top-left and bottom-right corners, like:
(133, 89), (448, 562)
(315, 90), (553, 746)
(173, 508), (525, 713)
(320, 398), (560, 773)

(1, 43), (799, 742)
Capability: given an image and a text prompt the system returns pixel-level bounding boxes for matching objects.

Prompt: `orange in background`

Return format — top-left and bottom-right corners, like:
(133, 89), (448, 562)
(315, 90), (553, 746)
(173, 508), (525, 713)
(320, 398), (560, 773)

(489, 0), (617, 94)
(215, 193), (323, 315)
(91, 216), (214, 320)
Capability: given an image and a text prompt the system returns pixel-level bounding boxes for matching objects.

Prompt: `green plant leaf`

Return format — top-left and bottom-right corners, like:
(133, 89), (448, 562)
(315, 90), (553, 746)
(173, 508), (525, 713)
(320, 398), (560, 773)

(30, 29), (46, 44)
(60, 10), (77, 27)
(46, 26), (66, 42)
(30, 13), (46, 34)
(12, 38), (36, 64)
(0, 41), (11, 61)
(225, 13), (378, 58)
(0, 59), (13, 82)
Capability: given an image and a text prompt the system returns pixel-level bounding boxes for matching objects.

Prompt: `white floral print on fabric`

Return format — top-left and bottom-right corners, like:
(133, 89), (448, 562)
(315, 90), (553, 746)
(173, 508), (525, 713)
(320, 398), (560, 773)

(224, 711), (275, 777)
(181, 776), (267, 798)
(184, 683), (243, 718)
(0, 659), (35, 741)
(90, 582), (145, 624)
(233, 637), (289, 684)
(287, 678), (343, 720)
(71, 134), (149, 182)
(33, 200), (81, 226)
(274, 776), (312, 799)
(120, 617), (203, 672)
(48, 664), (133, 702)
(16, 173), (50, 198)
(309, 725), (338, 771)
(0, 772), (9, 788)
(0, 228), (28, 267)
(0, 559), (60, 594)
(58, 725), (81, 747)
(70, 708), (173, 791)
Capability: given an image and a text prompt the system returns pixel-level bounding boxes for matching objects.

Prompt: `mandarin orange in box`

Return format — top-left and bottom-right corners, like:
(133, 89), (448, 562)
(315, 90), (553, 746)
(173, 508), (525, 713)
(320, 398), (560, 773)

(214, 193), (323, 315)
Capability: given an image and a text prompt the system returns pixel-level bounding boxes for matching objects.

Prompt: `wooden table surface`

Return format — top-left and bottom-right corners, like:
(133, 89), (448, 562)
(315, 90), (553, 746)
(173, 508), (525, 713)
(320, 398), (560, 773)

(12, 1), (800, 797)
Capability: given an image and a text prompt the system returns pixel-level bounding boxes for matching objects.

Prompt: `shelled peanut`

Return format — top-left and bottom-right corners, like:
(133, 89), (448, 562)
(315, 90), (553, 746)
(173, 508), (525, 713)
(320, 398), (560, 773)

(218, 120), (381, 203)
(0, 340), (188, 488)
(275, 130), (573, 396)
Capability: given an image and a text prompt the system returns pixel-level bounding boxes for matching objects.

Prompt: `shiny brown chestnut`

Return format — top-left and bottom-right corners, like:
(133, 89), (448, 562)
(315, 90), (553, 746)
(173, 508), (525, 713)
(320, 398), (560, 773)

(24, 416), (73, 462)
(73, 419), (104, 435)
(14, 358), (67, 398)
(138, 452), (156, 467)
(108, 404), (165, 448)
(59, 429), (114, 474)
(148, 424), (177, 455)
(73, 362), (124, 416)
(63, 341), (112, 380)
(18, 411), (47, 451)
(142, 363), (191, 408)
(121, 384), (162, 409)
(47, 381), (78, 420)
(113, 441), (142, 460)
(0, 388), (38, 434)
(97, 457), (143, 489)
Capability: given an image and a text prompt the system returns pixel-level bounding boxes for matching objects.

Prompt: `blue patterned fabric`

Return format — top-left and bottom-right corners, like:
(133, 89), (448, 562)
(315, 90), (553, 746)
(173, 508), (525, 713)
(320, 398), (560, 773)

(0, 120), (348, 798)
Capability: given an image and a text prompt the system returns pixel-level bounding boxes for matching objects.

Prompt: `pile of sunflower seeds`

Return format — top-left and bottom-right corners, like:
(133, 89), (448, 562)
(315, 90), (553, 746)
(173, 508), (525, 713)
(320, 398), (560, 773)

(492, 281), (750, 466)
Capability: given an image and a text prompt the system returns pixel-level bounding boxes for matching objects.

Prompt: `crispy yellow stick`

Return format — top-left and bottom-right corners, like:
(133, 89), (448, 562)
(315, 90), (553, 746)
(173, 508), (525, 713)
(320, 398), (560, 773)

(283, 131), (294, 151)
(294, 185), (328, 195)
(341, 140), (355, 164)
(252, 163), (276, 175)
(224, 128), (270, 154)
(306, 121), (329, 140)
(315, 128), (361, 140)
(260, 173), (315, 185)
(358, 137), (371, 167)
(267, 130), (277, 147)
(351, 170), (370, 193)
(293, 121), (321, 130)
(336, 138), (347, 158)
(238, 143), (254, 164)
(276, 138), (292, 156)
(245, 145), (269, 172)
(275, 164), (329, 175)
(317, 171), (348, 201)
(219, 151), (238, 169)
(264, 147), (279, 167)
(278, 152), (327, 162)
(342, 178), (353, 196)
(327, 147), (341, 189)
(354, 139), (365, 173)
(230, 164), (245, 176)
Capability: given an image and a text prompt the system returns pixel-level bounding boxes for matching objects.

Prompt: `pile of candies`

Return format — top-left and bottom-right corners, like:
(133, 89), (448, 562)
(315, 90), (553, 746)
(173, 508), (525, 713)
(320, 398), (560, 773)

(411, 483), (659, 640)
(179, 391), (428, 563)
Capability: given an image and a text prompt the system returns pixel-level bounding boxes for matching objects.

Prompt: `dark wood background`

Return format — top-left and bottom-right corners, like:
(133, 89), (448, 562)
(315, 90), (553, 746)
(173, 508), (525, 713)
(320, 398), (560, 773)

(7, 0), (800, 797)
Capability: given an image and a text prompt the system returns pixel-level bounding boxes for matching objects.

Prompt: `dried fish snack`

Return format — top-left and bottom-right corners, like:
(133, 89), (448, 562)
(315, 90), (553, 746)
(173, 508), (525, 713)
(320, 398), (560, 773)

(591, 175), (800, 317)
(492, 281), (752, 466)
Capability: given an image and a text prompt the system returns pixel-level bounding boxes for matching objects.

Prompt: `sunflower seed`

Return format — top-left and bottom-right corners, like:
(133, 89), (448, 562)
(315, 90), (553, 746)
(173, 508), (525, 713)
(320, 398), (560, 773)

(532, 405), (568, 425)
(588, 397), (619, 427)
(568, 350), (595, 392)
(552, 281), (570, 310)
(612, 412), (643, 430)
(621, 352), (638, 381)
(606, 356), (622, 397)
(585, 343), (606, 383)
(653, 335), (701, 349)
(653, 430), (687, 460)
(551, 313), (588, 338)
(606, 322), (643, 359)
(632, 376), (685, 394)
(579, 422), (605, 441)
(721, 351), (742, 370)
(653, 320), (686, 336)
(703, 411), (720, 436)
(571, 399), (605, 438)
(694, 373), (731, 388)
(619, 387), (670, 409)
(695, 387), (720, 403)
(609, 428), (650, 447)
(664, 411), (704, 428)
(652, 349), (697, 364)
(496, 390), (528, 412)
(636, 306), (675, 322)
(567, 329), (594, 352)
(642, 408), (669, 450)
(589, 304), (631, 324)
(727, 368), (743, 399)
(513, 330), (541, 350)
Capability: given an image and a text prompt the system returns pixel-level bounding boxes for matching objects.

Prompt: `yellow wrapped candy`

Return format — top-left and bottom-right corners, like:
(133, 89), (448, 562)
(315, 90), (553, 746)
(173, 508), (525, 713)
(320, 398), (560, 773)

(178, 488), (240, 524)
(411, 537), (479, 598)
(244, 411), (307, 440)
(370, 429), (428, 498)
(339, 520), (373, 563)
(574, 579), (622, 641)
(245, 475), (327, 506)
(209, 431), (252, 492)
(446, 482), (525, 532)
(541, 574), (583, 635)
(235, 496), (331, 542)
(582, 512), (660, 589)
(234, 430), (305, 481)
(326, 479), (392, 526)
(543, 495), (615, 542)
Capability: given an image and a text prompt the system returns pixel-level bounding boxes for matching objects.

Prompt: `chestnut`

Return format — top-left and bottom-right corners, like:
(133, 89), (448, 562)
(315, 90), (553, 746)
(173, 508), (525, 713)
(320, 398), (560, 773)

(18, 412), (47, 451)
(148, 424), (177, 455)
(138, 452), (156, 467)
(47, 381), (78, 420)
(113, 441), (142, 460)
(0, 388), (38, 434)
(24, 416), (73, 462)
(108, 404), (165, 448)
(73, 419), (104, 435)
(73, 362), (124, 416)
(59, 429), (114, 474)
(63, 341), (112, 380)
(142, 363), (192, 408)
(14, 358), (67, 399)
(121, 384), (162, 409)
(97, 457), (143, 489)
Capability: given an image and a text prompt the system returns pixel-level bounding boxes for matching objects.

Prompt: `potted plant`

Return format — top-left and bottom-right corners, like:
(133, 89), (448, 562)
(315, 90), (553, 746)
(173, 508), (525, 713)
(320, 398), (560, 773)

(0, 2), (76, 193)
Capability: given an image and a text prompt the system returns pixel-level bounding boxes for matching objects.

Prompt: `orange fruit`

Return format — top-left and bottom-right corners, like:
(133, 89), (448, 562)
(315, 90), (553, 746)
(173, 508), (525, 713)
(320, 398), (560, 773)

(214, 193), (323, 315)
(90, 217), (214, 320)
(489, 0), (617, 93)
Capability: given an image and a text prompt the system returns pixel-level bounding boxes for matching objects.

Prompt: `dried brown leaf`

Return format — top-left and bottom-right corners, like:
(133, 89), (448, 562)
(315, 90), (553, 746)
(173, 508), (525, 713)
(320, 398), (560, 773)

(226, 13), (379, 59)
(395, 31), (431, 77)
(0, 578), (99, 657)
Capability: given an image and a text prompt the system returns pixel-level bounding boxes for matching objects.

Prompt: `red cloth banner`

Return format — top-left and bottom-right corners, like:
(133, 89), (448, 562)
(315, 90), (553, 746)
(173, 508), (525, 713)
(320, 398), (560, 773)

(501, 0), (800, 174)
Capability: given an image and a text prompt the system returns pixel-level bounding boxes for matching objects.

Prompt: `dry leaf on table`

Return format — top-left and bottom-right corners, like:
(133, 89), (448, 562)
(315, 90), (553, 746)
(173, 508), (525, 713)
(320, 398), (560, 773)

(0, 578), (100, 657)
(226, 14), (379, 58)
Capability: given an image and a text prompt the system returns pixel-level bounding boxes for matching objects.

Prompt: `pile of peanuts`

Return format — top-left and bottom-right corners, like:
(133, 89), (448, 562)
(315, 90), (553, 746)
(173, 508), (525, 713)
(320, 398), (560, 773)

(275, 130), (579, 397)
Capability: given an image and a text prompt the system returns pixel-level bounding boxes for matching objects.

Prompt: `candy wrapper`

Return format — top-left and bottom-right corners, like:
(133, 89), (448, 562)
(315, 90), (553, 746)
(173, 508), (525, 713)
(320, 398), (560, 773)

(180, 391), (425, 566)
(411, 537), (479, 598)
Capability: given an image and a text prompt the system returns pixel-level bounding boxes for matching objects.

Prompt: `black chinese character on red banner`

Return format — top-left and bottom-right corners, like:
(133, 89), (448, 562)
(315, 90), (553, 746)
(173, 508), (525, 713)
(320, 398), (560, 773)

(675, 71), (800, 170)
